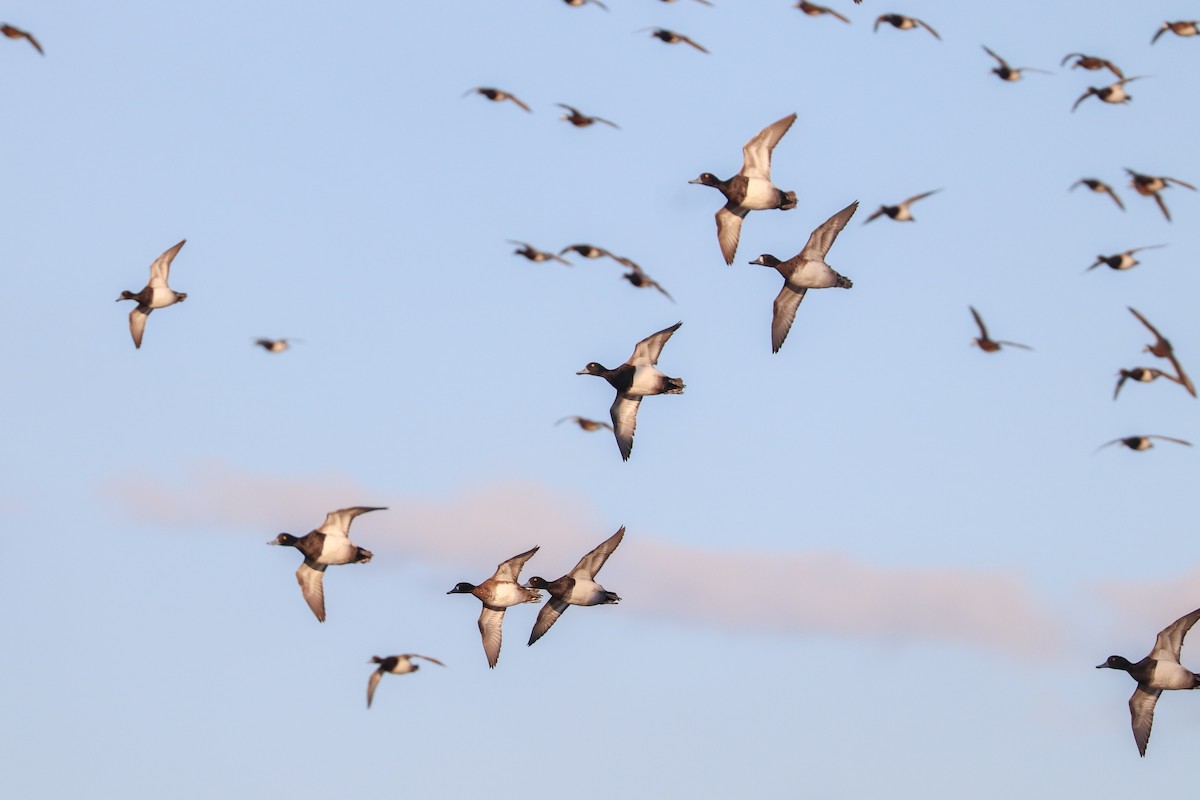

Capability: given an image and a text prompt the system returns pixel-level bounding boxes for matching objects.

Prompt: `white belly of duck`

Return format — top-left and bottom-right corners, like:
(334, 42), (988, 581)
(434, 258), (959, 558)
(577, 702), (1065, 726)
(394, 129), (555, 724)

(628, 365), (670, 396)
(488, 582), (533, 608)
(318, 537), (359, 565)
(741, 178), (782, 210)
(1151, 661), (1197, 690)
(565, 579), (611, 606)
(147, 287), (180, 309)
(788, 260), (842, 289)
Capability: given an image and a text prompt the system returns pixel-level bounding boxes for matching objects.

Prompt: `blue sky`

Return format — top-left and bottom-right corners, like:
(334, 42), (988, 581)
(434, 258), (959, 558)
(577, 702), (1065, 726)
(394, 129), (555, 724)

(4, 1), (1200, 796)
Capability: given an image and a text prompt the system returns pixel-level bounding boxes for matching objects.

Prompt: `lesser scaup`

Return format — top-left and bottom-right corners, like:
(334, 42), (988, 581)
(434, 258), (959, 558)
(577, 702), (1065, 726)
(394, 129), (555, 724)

(526, 527), (625, 646)
(117, 239), (188, 349)
(367, 654), (445, 708)
(969, 306), (1032, 352)
(448, 546), (542, 669)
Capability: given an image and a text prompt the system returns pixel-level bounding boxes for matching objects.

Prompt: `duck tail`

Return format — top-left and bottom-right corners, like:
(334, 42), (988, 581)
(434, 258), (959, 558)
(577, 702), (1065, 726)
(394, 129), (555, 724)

(779, 190), (798, 211)
(604, 591), (622, 604)
(665, 377), (685, 394)
(354, 547), (374, 564)
(837, 275), (853, 289)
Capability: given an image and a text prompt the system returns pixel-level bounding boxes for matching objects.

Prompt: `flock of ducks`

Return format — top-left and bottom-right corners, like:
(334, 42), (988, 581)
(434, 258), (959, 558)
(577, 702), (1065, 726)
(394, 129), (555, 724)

(9, 4), (1200, 754)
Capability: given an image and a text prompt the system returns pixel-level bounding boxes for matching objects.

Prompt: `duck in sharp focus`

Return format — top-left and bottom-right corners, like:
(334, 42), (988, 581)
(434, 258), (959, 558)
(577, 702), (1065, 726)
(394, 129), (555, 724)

(982, 45), (1049, 81)
(557, 103), (620, 129)
(268, 506), (386, 622)
(556, 415), (614, 432)
(640, 28), (709, 53)
(1, 23), (43, 54)
(1097, 435), (1192, 452)
(1114, 368), (1184, 400)
(117, 239), (188, 349)
(510, 240), (572, 265)
(863, 189), (940, 223)
(1125, 169), (1196, 222)
(795, 2), (850, 23)
(1152, 21), (1199, 44)
(969, 306), (1031, 352)
(1061, 52), (1124, 79)
(366, 654), (445, 709)
(448, 546), (542, 669)
(748, 200), (857, 353)
(1072, 77), (1144, 112)
(1070, 178), (1125, 211)
(1098, 607), (1200, 756)
(1128, 307), (1196, 397)
(873, 14), (940, 39)
(463, 87), (532, 112)
(1087, 245), (1166, 273)
(526, 526), (625, 646)
(578, 322), (685, 461)
(690, 112), (798, 265)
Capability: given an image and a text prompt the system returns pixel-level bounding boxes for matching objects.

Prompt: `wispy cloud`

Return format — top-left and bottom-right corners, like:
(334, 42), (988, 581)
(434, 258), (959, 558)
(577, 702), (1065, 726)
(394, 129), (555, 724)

(102, 460), (1063, 658)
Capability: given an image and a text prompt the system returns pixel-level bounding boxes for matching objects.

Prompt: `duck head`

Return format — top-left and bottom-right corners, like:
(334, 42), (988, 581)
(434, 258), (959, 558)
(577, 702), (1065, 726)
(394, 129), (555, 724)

(268, 533), (298, 546)
(1097, 655), (1134, 670)
(688, 172), (722, 187)
(748, 255), (782, 268)
(525, 576), (550, 589)
(577, 362), (608, 376)
(447, 582), (477, 594)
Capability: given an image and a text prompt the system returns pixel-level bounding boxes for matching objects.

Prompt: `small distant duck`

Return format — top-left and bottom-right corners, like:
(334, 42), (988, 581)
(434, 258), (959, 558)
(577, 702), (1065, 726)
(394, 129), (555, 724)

(117, 240), (188, 349)
(1113, 367), (1183, 400)
(557, 103), (620, 129)
(366, 654), (445, 709)
(578, 322), (685, 461)
(556, 415), (614, 432)
(510, 240), (572, 265)
(748, 200), (857, 353)
(969, 306), (1031, 352)
(463, 87), (532, 112)
(873, 14), (940, 40)
(448, 546), (542, 669)
(268, 506), (387, 622)
(863, 189), (940, 223)
(1128, 306), (1196, 397)
(1072, 77), (1143, 112)
(1098, 607), (1200, 756)
(1152, 21), (1199, 44)
(1070, 178), (1125, 211)
(690, 113), (798, 264)
(659, 0), (714, 5)
(1087, 244), (1166, 272)
(559, 243), (616, 260)
(640, 28), (709, 53)
(254, 338), (299, 353)
(1060, 52), (1124, 79)
(620, 262), (674, 302)
(982, 46), (1049, 81)
(1097, 435), (1193, 452)
(1125, 169), (1196, 222)
(795, 2), (850, 23)
(1, 23), (42, 54)
(562, 0), (608, 9)
(526, 527), (625, 646)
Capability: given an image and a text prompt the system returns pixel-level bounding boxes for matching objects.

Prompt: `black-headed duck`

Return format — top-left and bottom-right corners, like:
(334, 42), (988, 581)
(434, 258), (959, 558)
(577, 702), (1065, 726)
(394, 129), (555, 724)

(1113, 367), (1184, 400)
(1072, 77), (1143, 112)
(690, 113), (798, 265)
(578, 322), (685, 461)
(863, 189), (940, 223)
(1060, 53), (1124, 79)
(1128, 306), (1196, 397)
(557, 103), (620, 129)
(268, 506), (386, 623)
(1098, 607), (1200, 755)
(1, 23), (42, 54)
(117, 240), (188, 350)
(796, 2), (850, 23)
(448, 546), (542, 669)
(510, 240), (572, 265)
(366, 654), (445, 709)
(982, 45), (1049, 81)
(969, 306), (1031, 353)
(1152, 21), (1199, 44)
(255, 338), (299, 353)
(874, 14), (940, 40)
(1097, 435), (1192, 452)
(463, 87), (532, 112)
(621, 264), (674, 302)
(748, 200), (857, 353)
(526, 527), (625, 646)
(559, 243), (614, 260)
(1125, 169), (1196, 222)
(641, 28), (709, 53)
(1070, 178), (1125, 211)
(1087, 244), (1166, 273)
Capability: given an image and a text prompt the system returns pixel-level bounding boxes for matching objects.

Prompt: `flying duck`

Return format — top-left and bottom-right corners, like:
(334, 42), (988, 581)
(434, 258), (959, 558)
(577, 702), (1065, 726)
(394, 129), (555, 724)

(1060, 53), (1124, 79)
(463, 87), (532, 112)
(557, 103), (620, 129)
(1128, 307), (1196, 397)
(1099, 607), (1200, 755)
(556, 415), (614, 432)
(982, 46), (1049, 81)
(1087, 245), (1166, 273)
(863, 189), (940, 223)
(1070, 178), (1125, 211)
(1152, 21), (1199, 44)
(526, 527), (625, 646)
(795, 2), (850, 23)
(510, 241), (572, 265)
(1072, 77), (1143, 112)
(690, 112), (798, 265)
(1, 23), (42, 54)
(873, 14), (940, 39)
(254, 338), (299, 353)
(1097, 435), (1193, 452)
(1125, 169), (1196, 222)
(366, 654), (445, 709)
(620, 262), (674, 302)
(969, 306), (1031, 352)
(748, 200), (857, 353)
(268, 506), (386, 622)
(448, 546), (542, 669)
(559, 244), (615, 260)
(1114, 367), (1184, 400)
(578, 322), (685, 461)
(117, 240), (188, 349)
(641, 28), (709, 53)
(562, 0), (608, 9)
